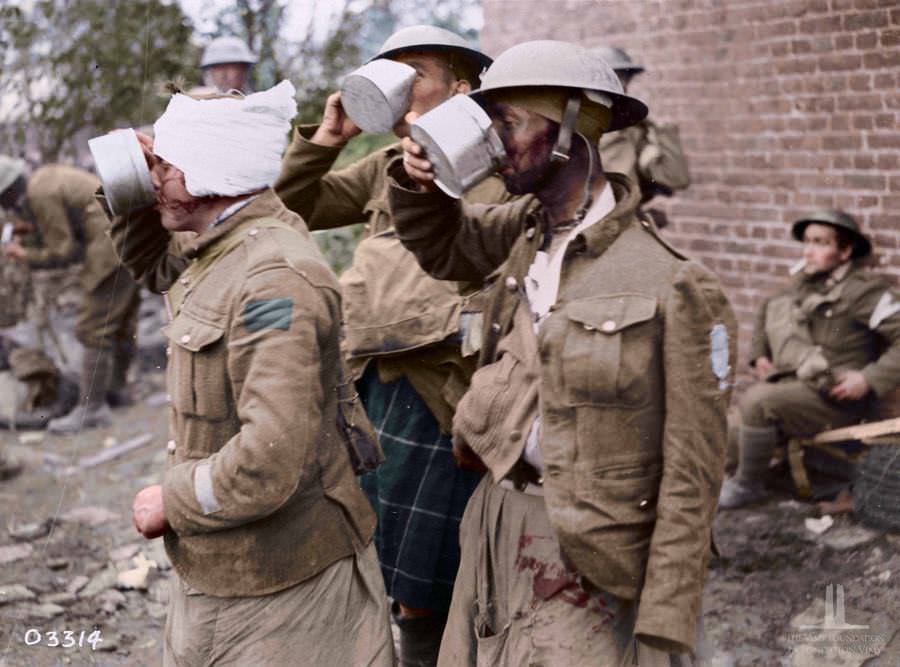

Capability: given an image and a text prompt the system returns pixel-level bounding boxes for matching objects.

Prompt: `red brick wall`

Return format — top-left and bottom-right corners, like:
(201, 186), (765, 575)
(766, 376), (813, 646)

(481, 0), (899, 384)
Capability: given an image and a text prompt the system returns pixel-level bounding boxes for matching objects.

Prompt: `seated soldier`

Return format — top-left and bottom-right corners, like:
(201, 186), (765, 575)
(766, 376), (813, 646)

(719, 210), (900, 509)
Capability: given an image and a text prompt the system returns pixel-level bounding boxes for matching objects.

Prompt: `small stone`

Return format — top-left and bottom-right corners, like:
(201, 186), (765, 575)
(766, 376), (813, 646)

(42, 592), (77, 606)
(8, 519), (51, 541)
(96, 589), (127, 614)
(18, 431), (44, 445)
(822, 525), (882, 551)
(102, 436), (117, 448)
(878, 570), (891, 582)
(0, 584), (36, 605)
(81, 567), (118, 598)
(804, 515), (834, 535)
(109, 543), (141, 562)
(0, 543), (33, 565)
(59, 506), (119, 527)
(116, 566), (151, 591)
(24, 602), (65, 619)
(144, 540), (171, 570)
(66, 575), (90, 596)
(46, 558), (70, 570)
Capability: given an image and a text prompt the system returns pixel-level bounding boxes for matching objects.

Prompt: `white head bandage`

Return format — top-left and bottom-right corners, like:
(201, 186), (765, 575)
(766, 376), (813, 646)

(153, 80), (297, 197)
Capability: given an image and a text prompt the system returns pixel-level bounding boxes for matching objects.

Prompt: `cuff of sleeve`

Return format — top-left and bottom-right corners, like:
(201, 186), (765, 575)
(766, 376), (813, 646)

(861, 365), (894, 399)
(295, 124), (345, 156)
(634, 607), (695, 655)
(387, 160), (458, 240)
(162, 460), (202, 537)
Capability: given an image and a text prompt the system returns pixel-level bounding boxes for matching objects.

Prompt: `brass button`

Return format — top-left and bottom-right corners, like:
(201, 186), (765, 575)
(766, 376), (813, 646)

(491, 322), (501, 333)
(526, 227), (536, 240)
(179, 278), (189, 285)
(824, 309), (833, 318)
(509, 430), (521, 441)
(505, 276), (518, 291)
(638, 499), (650, 509)
(640, 219), (651, 229)
(248, 228), (259, 237)
(601, 320), (616, 332)
(165, 346), (172, 357)
(180, 334), (191, 344)
(166, 440), (176, 454)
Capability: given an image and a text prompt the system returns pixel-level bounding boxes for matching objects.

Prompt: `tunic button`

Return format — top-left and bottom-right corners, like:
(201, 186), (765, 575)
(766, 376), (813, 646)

(179, 278), (189, 285)
(491, 322), (501, 333)
(510, 430), (521, 441)
(248, 228), (259, 237)
(166, 440), (176, 454)
(583, 323), (596, 331)
(526, 227), (536, 240)
(165, 346), (172, 357)
(180, 334), (191, 344)
(640, 219), (651, 229)
(505, 276), (518, 291)
(638, 499), (650, 509)
(825, 309), (833, 318)
(601, 320), (616, 332)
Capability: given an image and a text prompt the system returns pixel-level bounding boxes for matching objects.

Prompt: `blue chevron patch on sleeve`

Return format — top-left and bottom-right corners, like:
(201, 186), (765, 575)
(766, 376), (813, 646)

(243, 298), (294, 332)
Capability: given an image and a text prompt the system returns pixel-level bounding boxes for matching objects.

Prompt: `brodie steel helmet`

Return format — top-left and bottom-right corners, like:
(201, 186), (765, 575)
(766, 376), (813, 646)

(201, 36), (258, 68)
(592, 46), (645, 76)
(369, 24), (492, 71)
(0, 156), (26, 198)
(791, 209), (872, 258)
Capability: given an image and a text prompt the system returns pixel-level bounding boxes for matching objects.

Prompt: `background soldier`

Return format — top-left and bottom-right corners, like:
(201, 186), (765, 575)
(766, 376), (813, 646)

(198, 36), (256, 94)
(0, 157), (141, 432)
(720, 210), (900, 509)
(275, 25), (504, 666)
(594, 46), (691, 227)
(115, 82), (393, 666)
(394, 39), (735, 665)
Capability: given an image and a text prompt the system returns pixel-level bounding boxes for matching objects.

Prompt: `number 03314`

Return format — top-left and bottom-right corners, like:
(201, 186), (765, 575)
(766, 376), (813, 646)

(23, 628), (103, 650)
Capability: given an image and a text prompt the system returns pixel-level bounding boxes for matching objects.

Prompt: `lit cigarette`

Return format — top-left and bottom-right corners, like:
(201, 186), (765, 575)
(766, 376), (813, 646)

(789, 258), (806, 275)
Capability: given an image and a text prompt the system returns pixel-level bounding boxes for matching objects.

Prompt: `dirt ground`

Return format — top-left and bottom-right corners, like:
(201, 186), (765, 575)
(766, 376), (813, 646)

(0, 365), (898, 666)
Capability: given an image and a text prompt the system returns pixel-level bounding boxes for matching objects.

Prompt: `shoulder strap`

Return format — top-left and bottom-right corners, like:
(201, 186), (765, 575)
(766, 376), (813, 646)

(166, 217), (300, 318)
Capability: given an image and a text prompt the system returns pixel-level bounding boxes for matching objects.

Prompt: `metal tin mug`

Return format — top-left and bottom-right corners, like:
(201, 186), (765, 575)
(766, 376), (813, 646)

(88, 129), (156, 216)
(410, 95), (507, 199)
(340, 60), (417, 134)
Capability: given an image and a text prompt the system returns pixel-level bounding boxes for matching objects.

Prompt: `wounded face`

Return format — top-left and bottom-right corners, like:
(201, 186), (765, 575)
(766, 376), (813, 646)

(486, 101), (558, 195)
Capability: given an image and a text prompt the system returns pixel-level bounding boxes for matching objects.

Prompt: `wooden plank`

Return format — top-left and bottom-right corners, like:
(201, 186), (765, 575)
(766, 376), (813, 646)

(806, 417), (900, 445)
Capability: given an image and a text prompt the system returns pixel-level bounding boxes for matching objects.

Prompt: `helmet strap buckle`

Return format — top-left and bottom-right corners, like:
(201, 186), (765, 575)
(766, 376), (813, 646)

(551, 92), (581, 163)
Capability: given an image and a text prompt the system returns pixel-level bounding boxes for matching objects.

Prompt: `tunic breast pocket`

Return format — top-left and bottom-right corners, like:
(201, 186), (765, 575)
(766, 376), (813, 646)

(163, 312), (230, 422)
(559, 294), (657, 407)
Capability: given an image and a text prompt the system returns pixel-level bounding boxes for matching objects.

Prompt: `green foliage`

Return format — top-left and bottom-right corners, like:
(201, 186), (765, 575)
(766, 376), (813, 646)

(1, 0), (197, 162)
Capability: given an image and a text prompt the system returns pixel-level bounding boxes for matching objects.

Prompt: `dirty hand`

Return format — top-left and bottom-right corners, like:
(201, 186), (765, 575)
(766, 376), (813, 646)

(829, 370), (870, 402)
(452, 436), (487, 474)
(132, 485), (170, 539)
(311, 92), (361, 147)
(754, 356), (774, 381)
(1, 240), (27, 262)
(400, 117), (437, 191)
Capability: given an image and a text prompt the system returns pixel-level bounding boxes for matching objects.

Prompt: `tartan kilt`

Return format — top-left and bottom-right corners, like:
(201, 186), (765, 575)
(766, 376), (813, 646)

(358, 364), (482, 613)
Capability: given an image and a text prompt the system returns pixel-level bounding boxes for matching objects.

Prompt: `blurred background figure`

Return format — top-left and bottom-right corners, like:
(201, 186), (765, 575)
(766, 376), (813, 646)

(594, 46), (690, 228)
(198, 36), (257, 94)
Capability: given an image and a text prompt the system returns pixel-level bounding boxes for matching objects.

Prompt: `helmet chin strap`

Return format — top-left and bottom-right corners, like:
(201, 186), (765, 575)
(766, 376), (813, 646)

(549, 91), (596, 223)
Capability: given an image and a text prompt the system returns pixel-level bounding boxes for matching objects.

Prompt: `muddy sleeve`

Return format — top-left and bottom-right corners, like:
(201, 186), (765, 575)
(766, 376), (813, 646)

(388, 158), (532, 281)
(275, 125), (379, 231)
(104, 196), (187, 294)
(23, 189), (83, 269)
(634, 262), (737, 653)
(854, 279), (900, 398)
(163, 265), (339, 534)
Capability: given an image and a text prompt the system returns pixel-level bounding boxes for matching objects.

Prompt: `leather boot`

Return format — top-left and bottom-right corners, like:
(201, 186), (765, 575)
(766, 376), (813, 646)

(48, 347), (113, 433)
(718, 424), (777, 509)
(106, 340), (136, 408)
(394, 605), (446, 667)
